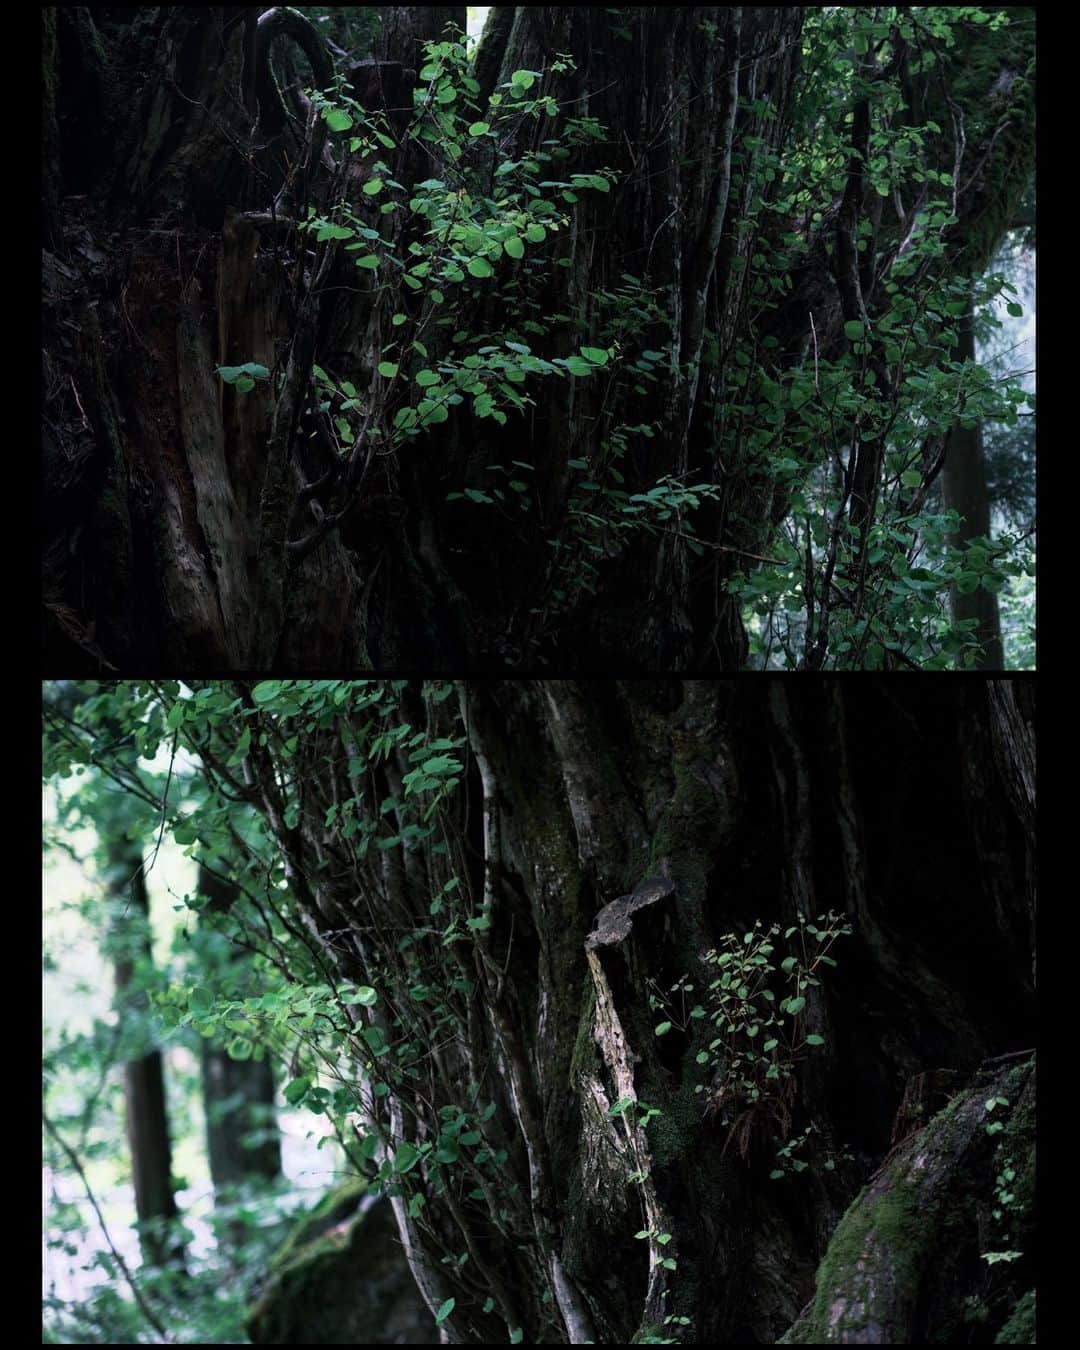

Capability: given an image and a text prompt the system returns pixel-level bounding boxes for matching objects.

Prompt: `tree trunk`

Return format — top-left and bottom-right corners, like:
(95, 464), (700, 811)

(107, 837), (185, 1270)
(180, 679), (1035, 1343)
(42, 9), (1033, 672)
(197, 864), (282, 1222)
(942, 304), (1005, 669)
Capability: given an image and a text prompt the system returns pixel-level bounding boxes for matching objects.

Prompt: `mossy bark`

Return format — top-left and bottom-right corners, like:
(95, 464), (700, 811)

(781, 1056), (1035, 1345)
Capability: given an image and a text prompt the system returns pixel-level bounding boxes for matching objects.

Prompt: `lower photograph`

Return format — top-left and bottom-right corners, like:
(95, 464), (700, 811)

(43, 680), (1035, 1345)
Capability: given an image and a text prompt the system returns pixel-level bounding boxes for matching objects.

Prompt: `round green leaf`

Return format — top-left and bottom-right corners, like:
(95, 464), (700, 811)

(467, 256), (494, 279)
(416, 370), (441, 387)
(503, 235), (525, 260)
(394, 1141), (420, 1173)
(284, 1076), (311, 1105)
(468, 121), (490, 136)
(378, 362), (399, 379)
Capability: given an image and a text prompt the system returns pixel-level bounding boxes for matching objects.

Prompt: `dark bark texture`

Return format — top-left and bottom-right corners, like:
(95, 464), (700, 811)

(195, 679), (1035, 1343)
(943, 306), (1005, 669)
(107, 837), (185, 1269)
(41, 8), (1034, 672)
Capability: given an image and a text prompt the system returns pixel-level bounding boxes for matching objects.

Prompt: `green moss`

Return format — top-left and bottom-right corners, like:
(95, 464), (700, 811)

(788, 1166), (932, 1344)
(247, 1185), (433, 1345)
(269, 1178), (367, 1273)
(995, 1289), (1035, 1345)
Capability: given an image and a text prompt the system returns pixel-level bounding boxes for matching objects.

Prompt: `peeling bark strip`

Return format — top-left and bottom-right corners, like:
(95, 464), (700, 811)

(585, 885), (679, 1329)
(585, 876), (676, 951)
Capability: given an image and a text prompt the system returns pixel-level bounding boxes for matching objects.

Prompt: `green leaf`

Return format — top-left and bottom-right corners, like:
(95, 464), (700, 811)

(363, 1025), (389, 1055)
(608, 1097), (634, 1116)
(355, 986), (378, 1006)
(655, 1021), (672, 1036)
(483, 1298), (495, 1315)
(362, 178), (384, 196)
(392, 313), (407, 327)
(786, 996), (806, 1016)
(378, 362), (399, 378)
(510, 69), (536, 90)
(510, 1330), (523, 1345)
(901, 469), (922, 488)
(190, 986), (213, 1014)
(284, 1076), (311, 1105)
(844, 320), (865, 341)
(416, 370), (441, 387)
(354, 254), (380, 270)
(468, 122), (490, 137)
(324, 109), (353, 132)
(805, 1033), (825, 1046)
(525, 223), (546, 243)
(580, 346), (609, 365)
(315, 223), (354, 242)
(467, 256), (494, 279)
(394, 1142), (420, 1173)
(503, 236), (525, 260)
(435, 1298), (456, 1327)
(1006, 301), (1023, 318)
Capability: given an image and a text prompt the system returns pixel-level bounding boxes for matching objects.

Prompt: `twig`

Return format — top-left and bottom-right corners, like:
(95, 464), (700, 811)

(43, 1110), (172, 1341)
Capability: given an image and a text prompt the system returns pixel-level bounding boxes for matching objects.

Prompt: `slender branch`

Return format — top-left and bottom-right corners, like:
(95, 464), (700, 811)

(43, 1110), (172, 1341)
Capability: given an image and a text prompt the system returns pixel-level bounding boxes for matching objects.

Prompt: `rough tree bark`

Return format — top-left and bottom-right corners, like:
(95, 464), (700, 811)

(106, 835), (186, 1270)
(185, 679), (1034, 1343)
(942, 305), (1005, 669)
(41, 8), (1034, 672)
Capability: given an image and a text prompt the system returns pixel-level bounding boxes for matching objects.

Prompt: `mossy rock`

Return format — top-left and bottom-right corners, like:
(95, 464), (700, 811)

(247, 1182), (434, 1344)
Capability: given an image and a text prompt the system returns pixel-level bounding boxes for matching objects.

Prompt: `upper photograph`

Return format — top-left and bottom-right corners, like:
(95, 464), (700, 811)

(42, 7), (1036, 672)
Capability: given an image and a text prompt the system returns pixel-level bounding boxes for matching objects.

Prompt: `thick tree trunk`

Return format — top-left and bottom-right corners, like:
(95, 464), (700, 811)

(186, 679), (1035, 1343)
(107, 839), (185, 1270)
(42, 9), (1034, 672)
(943, 305), (1005, 668)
